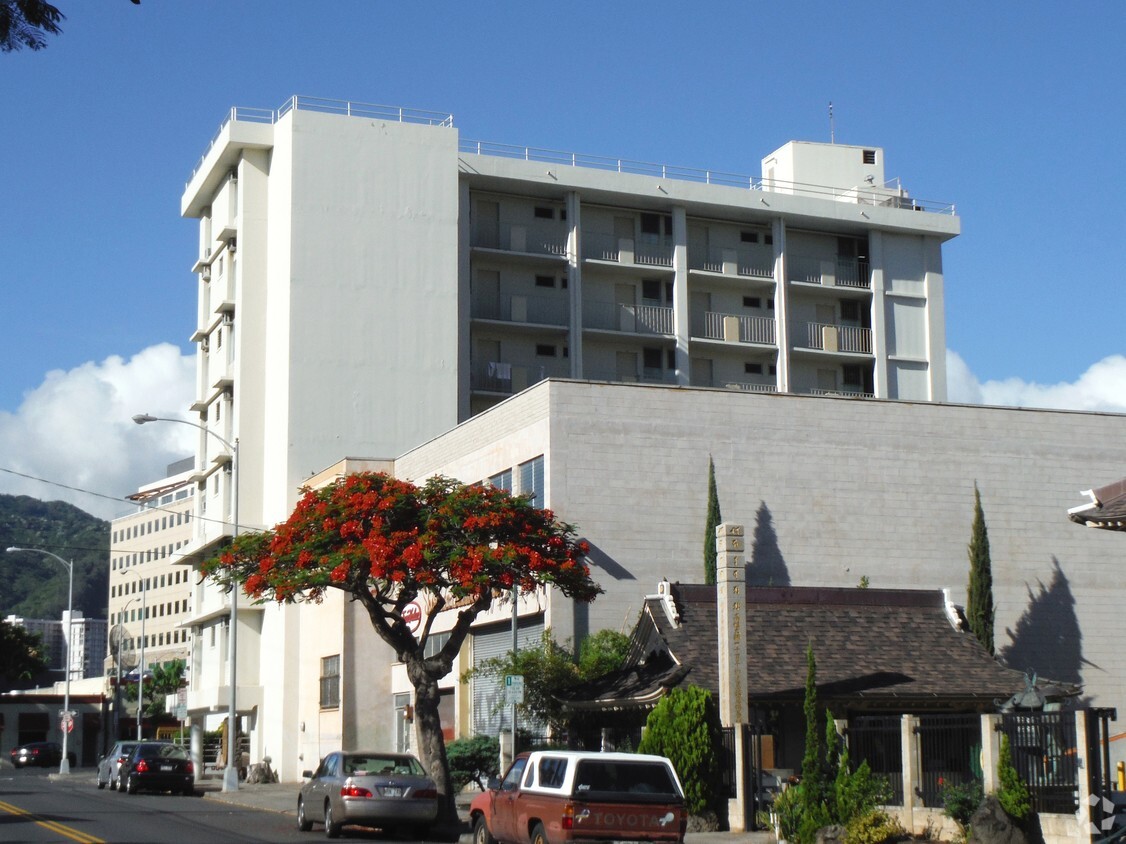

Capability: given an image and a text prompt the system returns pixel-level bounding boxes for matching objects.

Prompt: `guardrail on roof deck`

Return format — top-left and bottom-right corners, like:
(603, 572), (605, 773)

(186, 96), (455, 187)
(459, 139), (956, 215)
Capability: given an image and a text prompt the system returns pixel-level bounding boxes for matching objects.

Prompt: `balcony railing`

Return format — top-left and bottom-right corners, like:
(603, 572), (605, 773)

(693, 247), (774, 280)
(701, 312), (776, 345)
(789, 255), (871, 289)
(471, 362), (548, 394)
(585, 302), (674, 335)
(808, 388), (874, 399)
(472, 226), (567, 257)
(473, 294), (569, 326)
(723, 381), (777, 394)
(582, 233), (672, 267)
(803, 322), (873, 354)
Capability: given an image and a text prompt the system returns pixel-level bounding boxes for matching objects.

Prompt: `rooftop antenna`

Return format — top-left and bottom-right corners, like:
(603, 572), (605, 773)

(829, 101), (835, 144)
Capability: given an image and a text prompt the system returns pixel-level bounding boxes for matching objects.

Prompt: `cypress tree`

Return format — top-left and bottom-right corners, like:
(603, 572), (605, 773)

(704, 456), (722, 584)
(967, 483), (995, 655)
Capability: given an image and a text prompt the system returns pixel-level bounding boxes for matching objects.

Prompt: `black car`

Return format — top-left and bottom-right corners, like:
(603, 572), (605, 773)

(10, 741), (76, 768)
(118, 742), (194, 795)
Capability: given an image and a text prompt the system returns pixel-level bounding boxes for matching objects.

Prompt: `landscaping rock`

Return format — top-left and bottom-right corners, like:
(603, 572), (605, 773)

(968, 796), (1028, 844)
(815, 824), (847, 844)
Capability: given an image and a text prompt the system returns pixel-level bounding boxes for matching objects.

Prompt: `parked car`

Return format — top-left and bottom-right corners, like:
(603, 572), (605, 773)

(469, 750), (687, 844)
(298, 751), (438, 839)
(96, 741), (140, 789)
(117, 742), (194, 795)
(9, 741), (76, 769)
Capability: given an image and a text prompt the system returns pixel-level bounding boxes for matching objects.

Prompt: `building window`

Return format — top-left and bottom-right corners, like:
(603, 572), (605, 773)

(533, 206), (554, 220)
(320, 655), (341, 709)
(862, 149), (877, 165)
(518, 456), (544, 508)
(745, 362), (764, 375)
(643, 347), (662, 370)
(743, 296), (761, 309)
(535, 344), (556, 357)
(740, 230), (759, 243)
(423, 631), (451, 659)
(767, 298), (775, 310)
(395, 693), (412, 752)
(489, 470), (513, 492)
(535, 274), (555, 288)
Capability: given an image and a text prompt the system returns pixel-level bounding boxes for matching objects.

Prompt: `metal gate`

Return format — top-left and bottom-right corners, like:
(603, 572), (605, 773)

(721, 711), (770, 830)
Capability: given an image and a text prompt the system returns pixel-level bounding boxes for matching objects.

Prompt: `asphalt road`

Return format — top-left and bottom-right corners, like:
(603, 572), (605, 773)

(0, 766), (311, 844)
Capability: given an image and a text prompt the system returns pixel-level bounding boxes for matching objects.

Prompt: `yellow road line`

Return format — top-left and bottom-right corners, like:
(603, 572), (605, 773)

(0, 799), (105, 844)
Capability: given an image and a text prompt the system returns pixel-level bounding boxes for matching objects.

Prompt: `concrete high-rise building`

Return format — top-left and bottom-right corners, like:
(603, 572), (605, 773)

(176, 96), (966, 772)
(5, 612), (106, 681)
(107, 458), (196, 677)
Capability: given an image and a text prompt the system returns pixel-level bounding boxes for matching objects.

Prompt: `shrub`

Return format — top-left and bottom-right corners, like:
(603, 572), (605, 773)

(940, 778), (984, 831)
(835, 757), (892, 823)
(446, 734), (499, 791)
(845, 810), (904, 844)
(637, 685), (723, 816)
(997, 735), (1031, 821)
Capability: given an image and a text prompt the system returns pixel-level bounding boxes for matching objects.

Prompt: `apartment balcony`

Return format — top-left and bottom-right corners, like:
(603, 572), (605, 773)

(789, 255), (871, 289)
(471, 225), (567, 263)
(585, 368), (678, 386)
(584, 302), (674, 336)
(471, 293), (569, 328)
(695, 312), (776, 346)
(470, 362), (548, 395)
(797, 322), (873, 355)
(689, 247), (773, 281)
(582, 234), (673, 271)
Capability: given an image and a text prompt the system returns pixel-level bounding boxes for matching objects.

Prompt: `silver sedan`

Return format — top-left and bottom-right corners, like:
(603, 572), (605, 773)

(298, 751), (438, 838)
(96, 741), (140, 790)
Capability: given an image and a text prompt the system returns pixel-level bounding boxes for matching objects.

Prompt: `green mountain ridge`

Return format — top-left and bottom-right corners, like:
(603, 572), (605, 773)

(0, 494), (110, 621)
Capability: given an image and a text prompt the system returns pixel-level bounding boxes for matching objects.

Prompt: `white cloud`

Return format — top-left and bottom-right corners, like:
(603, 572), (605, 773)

(0, 344), (196, 521)
(947, 350), (1126, 414)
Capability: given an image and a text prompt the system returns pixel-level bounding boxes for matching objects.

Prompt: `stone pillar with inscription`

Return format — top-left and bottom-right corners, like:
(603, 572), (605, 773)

(716, 522), (749, 830)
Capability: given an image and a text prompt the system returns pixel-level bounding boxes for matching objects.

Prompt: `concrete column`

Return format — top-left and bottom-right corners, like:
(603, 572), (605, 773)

(980, 713), (1001, 794)
(716, 522), (749, 830)
(671, 206), (690, 385)
(190, 719), (203, 782)
(1075, 710), (1093, 836)
(868, 230), (888, 399)
(772, 218), (790, 393)
(566, 191), (583, 378)
(923, 237), (947, 402)
(901, 714), (919, 834)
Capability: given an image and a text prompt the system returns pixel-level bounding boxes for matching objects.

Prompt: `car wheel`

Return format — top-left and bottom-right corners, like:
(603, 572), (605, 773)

(126, 774), (139, 795)
(324, 800), (341, 839)
(474, 816), (496, 844)
(530, 822), (548, 844)
(183, 783), (195, 796)
(297, 797), (312, 832)
(97, 777), (106, 790)
(109, 773), (118, 791)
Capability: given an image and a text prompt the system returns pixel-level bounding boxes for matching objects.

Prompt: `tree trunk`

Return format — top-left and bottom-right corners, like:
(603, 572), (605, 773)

(407, 657), (457, 824)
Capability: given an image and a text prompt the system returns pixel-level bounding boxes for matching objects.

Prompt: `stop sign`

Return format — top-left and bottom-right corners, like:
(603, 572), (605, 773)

(402, 601), (422, 633)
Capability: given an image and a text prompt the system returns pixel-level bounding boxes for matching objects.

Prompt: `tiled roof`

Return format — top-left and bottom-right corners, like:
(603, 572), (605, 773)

(1069, 478), (1126, 531)
(637, 584), (1029, 709)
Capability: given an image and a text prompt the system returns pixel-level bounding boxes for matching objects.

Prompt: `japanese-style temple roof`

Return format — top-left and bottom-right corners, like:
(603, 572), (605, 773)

(562, 583), (1052, 714)
(1069, 478), (1126, 532)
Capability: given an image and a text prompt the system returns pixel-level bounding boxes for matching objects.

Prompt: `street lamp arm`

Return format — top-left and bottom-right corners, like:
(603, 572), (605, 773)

(133, 413), (236, 454)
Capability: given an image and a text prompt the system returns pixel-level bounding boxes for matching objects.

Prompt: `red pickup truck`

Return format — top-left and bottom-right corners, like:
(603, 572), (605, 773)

(469, 750), (687, 844)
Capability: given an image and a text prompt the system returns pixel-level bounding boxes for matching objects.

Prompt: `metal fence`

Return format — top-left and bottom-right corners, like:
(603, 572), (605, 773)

(914, 714), (981, 808)
(847, 716), (904, 804)
(999, 711), (1080, 814)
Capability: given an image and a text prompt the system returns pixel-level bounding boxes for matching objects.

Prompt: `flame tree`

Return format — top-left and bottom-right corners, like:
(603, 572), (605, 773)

(201, 472), (600, 821)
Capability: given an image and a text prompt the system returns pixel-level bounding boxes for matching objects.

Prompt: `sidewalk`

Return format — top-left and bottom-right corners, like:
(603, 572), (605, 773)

(200, 780), (776, 844)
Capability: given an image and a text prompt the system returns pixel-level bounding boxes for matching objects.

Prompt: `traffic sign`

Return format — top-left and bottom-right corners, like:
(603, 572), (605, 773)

(504, 674), (525, 704)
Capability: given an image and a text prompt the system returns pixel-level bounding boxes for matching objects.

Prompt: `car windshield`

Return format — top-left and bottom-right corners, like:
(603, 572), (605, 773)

(344, 755), (424, 776)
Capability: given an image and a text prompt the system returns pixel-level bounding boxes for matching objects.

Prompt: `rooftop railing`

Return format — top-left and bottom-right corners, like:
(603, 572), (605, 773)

(187, 96), (454, 187)
(188, 97), (955, 215)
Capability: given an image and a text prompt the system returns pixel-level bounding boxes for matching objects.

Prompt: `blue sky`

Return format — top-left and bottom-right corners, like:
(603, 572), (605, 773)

(1, 0), (1123, 519)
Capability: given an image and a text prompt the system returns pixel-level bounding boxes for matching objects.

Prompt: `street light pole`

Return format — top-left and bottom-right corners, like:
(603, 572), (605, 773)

(6, 546), (74, 775)
(133, 413), (241, 792)
(121, 571), (147, 740)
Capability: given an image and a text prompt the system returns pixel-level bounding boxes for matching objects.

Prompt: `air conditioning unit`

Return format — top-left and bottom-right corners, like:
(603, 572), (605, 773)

(201, 267), (211, 281)
(227, 238), (237, 254)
